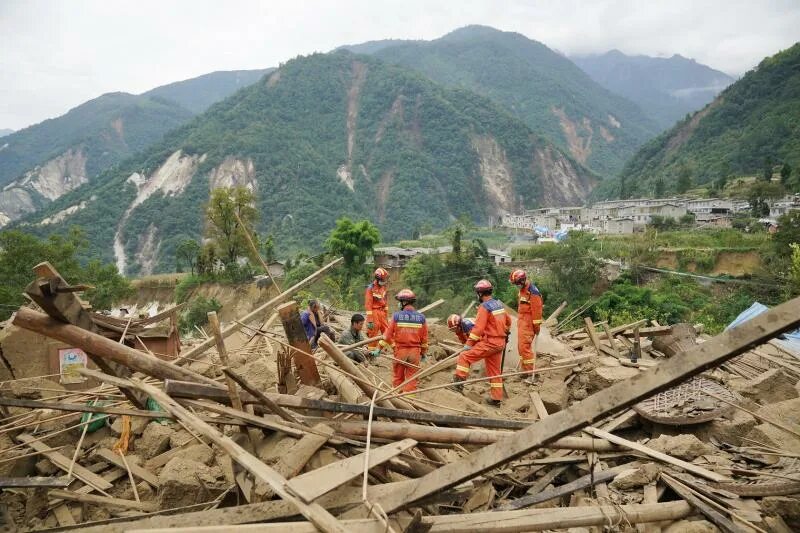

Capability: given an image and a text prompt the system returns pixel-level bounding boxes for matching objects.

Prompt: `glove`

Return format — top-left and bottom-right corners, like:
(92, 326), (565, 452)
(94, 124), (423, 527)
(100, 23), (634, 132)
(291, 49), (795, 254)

(367, 322), (375, 330)
(369, 349), (381, 358)
(462, 345), (471, 352)
(421, 354), (428, 364)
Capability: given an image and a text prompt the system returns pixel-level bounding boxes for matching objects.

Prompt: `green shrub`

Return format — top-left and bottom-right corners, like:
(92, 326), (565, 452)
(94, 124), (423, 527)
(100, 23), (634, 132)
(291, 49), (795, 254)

(179, 296), (222, 334)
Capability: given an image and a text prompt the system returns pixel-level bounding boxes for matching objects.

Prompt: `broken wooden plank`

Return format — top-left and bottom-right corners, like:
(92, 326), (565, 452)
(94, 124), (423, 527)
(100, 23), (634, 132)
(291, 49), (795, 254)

(94, 371), (346, 533)
(0, 477), (69, 488)
(0, 397), (174, 419)
(501, 463), (632, 509)
(583, 427), (729, 482)
(94, 448), (159, 488)
(660, 473), (747, 533)
(222, 367), (300, 424)
(278, 301), (321, 386)
(286, 439), (417, 503)
(529, 391), (549, 420)
(584, 317), (602, 352)
(371, 295), (800, 513)
(174, 257), (343, 364)
(15, 434), (113, 491)
(258, 423), (334, 500)
(47, 489), (157, 512)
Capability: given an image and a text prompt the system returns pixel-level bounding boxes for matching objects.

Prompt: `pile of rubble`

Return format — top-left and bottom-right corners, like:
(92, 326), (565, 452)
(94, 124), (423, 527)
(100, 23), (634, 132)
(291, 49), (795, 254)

(1, 258), (800, 532)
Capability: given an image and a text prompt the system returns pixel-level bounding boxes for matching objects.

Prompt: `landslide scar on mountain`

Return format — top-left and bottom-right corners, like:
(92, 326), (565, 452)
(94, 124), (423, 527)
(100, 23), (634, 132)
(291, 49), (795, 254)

(114, 150), (205, 275)
(534, 145), (596, 206)
(472, 135), (515, 215)
(209, 157), (256, 191)
(551, 106), (593, 165)
(665, 97), (723, 157)
(339, 61), (367, 191)
(376, 170), (394, 223)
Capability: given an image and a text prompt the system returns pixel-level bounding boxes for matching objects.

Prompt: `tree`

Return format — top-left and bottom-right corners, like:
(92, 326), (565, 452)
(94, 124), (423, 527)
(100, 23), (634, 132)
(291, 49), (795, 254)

(0, 228), (131, 320)
(713, 174), (728, 193)
(205, 187), (258, 266)
(762, 157), (774, 182)
(676, 165), (692, 194)
(325, 218), (380, 288)
(789, 243), (800, 297)
(748, 181), (784, 218)
(781, 163), (793, 186)
(773, 211), (800, 259)
(261, 234), (276, 264)
(175, 239), (201, 275)
(653, 177), (665, 198)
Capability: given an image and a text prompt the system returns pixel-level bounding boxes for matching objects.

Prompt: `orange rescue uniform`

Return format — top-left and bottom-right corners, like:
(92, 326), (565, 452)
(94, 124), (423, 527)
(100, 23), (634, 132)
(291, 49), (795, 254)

(517, 282), (543, 372)
(381, 307), (428, 393)
(365, 282), (388, 349)
(455, 299), (511, 401)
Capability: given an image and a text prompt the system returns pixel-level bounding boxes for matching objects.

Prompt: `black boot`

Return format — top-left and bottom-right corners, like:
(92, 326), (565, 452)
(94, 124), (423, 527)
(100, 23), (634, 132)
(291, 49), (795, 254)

(451, 375), (465, 393)
(484, 398), (502, 407)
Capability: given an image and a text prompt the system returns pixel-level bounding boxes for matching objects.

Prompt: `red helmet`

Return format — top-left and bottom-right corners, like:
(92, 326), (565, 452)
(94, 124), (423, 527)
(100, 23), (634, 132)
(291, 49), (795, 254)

(395, 288), (416, 303)
(374, 267), (389, 281)
(509, 269), (527, 285)
(474, 279), (493, 294)
(447, 314), (462, 329)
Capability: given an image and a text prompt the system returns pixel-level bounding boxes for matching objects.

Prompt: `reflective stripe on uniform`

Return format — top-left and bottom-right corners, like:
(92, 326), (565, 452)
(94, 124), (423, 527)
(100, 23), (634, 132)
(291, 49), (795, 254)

(491, 309), (506, 316)
(366, 310), (373, 315)
(397, 323), (423, 329)
(532, 319), (542, 324)
(456, 365), (470, 373)
(489, 382), (504, 387)
(468, 332), (480, 341)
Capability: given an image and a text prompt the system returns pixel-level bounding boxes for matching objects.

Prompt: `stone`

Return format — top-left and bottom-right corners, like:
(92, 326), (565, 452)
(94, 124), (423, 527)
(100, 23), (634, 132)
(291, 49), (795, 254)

(427, 345), (448, 361)
(538, 379), (569, 413)
(587, 366), (639, 393)
(609, 464), (660, 490)
(695, 409), (757, 446)
(647, 434), (714, 460)
(136, 422), (174, 459)
(157, 457), (223, 510)
(663, 519), (719, 533)
(761, 496), (800, 530)
(239, 357), (276, 392)
(503, 393), (530, 413)
(34, 459), (58, 476)
(173, 444), (214, 466)
(731, 369), (798, 405)
(744, 397), (800, 453)
(571, 388), (588, 401)
(169, 429), (195, 449)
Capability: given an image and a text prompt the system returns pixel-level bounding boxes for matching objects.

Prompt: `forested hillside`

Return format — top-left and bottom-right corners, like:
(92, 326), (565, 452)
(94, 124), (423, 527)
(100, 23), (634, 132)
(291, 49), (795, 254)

(144, 68), (273, 113)
(572, 50), (734, 129)
(616, 42), (800, 197)
(371, 26), (660, 177)
(23, 52), (595, 275)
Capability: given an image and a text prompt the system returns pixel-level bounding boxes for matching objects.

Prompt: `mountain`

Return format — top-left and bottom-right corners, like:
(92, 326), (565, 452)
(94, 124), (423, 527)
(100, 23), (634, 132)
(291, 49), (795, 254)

(144, 68), (273, 113)
(616, 43), (800, 197)
(0, 69), (272, 227)
(337, 39), (419, 55)
(367, 25), (660, 178)
(571, 50), (735, 129)
(22, 52), (596, 275)
(0, 129), (13, 138)
(0, 93), (193, 226)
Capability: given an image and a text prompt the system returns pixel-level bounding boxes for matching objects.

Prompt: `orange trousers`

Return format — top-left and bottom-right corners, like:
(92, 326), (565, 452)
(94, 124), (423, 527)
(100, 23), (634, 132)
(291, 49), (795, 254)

(455, 341), (504, 401)
(518, 319), (536, 372)
(367, 308), (388, 349)
(393, 348), (421, 393)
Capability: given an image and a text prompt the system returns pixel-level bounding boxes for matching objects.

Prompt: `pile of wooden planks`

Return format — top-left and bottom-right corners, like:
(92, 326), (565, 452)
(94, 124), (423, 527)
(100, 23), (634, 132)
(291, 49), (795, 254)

(1, 261), (799, 532)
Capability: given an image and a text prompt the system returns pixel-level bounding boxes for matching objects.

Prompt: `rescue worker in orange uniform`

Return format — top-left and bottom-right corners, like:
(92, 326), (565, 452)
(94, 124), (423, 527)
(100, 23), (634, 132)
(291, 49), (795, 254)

(365, 268), (390, 352)
(510, 269), (543, 382)
(379, 289), (428, 394)
(452, 280), (511, 406)
(447, 314), (475, 345)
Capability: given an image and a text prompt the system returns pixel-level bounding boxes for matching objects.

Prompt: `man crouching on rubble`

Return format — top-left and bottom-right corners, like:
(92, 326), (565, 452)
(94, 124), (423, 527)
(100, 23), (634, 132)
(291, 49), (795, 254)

(377, 289), (428, 395)
(338, 313), (371, 364)
(452, 279), (511, 407)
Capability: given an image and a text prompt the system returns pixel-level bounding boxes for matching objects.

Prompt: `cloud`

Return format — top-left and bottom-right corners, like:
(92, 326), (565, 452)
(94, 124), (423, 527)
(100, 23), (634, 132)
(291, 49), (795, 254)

(1, 0), (798, 129)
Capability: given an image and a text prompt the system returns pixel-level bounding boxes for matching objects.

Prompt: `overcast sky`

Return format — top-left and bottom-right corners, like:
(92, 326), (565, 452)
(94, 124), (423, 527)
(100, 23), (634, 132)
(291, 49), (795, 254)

(1, 0), (798, 130)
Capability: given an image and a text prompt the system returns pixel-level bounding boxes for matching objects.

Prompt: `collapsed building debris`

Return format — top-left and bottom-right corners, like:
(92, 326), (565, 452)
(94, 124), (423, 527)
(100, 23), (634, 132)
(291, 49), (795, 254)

(1, 260), (800, 532)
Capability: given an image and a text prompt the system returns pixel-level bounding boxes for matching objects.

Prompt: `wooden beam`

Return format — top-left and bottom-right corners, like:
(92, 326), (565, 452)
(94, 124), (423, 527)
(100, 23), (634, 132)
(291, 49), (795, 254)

(94, 448), (159, 488)
(286, 439), (417, 502)
(15, 434), (113, 491)
(583, 427), (729, 482)
(660, 474), (747, 533)
(94, 372), (346, 533)
(277, 301), (321, 386)
(47, 489), (157, 512)
(370, 295), (800, 513)
(418, 299), (445, 314)
(222, 367), (300, 424)
(13, 307), (219, 387)
(24, 261), (148, 408)
(584, 317), (602, 352)
(174, 257), (343, 364)
(130, 501), (693, 533)
(0, 477), (69, 488)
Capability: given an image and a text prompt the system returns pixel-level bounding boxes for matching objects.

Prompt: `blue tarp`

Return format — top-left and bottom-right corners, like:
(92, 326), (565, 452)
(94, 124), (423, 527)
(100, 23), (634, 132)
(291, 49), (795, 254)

(726, 302), (800, 356)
